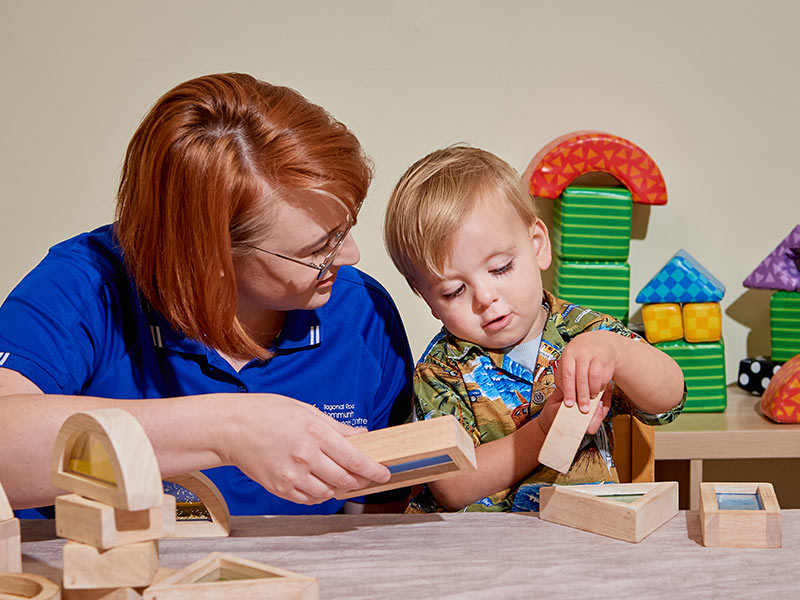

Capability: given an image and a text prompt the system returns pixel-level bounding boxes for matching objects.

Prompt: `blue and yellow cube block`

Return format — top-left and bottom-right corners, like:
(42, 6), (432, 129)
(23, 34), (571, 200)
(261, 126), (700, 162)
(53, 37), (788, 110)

(642, 303), (683, 343)
(655, 340), (727, 412)
(553, 187), (633, 261)
(682, 302), (722, 343)
(770, 291), (800, 361)
(553, 258), (630, 323)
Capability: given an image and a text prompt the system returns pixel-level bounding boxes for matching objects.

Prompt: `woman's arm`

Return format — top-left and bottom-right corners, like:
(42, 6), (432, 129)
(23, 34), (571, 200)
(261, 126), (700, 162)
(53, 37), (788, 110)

(0, 368), (389, 509)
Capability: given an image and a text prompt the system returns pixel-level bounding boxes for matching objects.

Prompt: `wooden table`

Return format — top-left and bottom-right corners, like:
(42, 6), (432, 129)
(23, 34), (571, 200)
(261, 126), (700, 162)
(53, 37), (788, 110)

(20, 511), (800, 599)
(655, 385), (800, 509)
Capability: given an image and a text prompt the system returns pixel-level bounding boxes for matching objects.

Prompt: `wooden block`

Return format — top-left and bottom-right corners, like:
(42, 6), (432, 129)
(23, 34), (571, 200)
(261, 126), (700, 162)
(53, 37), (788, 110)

(63, 587), (142, 599)
(0, 517), (22, 573)
(56, 493), (176, 550)
(163, 472), (230, 538)
(142, 552), (318, 600)
(539, 481), (678, 543)
(62, 540), (159, 590)
(334, 415), (477, 500)
(0, 573), (60, 600)
(51, 409), (163, 511)
(0, 478), (13, 521)
(700, 482), (781, 548)
(538, 390), (603, 474)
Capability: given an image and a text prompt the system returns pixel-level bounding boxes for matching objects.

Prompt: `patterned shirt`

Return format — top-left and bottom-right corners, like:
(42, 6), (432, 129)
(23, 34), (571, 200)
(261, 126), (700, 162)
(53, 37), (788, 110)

(408, 290), (685, 513)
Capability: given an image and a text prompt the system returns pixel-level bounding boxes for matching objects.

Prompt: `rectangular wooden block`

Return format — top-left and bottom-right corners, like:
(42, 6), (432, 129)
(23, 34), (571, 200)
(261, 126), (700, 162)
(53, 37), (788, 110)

(0, 517), (22, 573)
(143, 552), (318, 600)
(63, 586), (143, 599)
(63, 540), (159, 589)
(655, 339), (727, 412)
(335, 414), (477, 500)
(57, 493), (176, 550)
(700, 482), (781, 548)
(538, 391), (602, 474)
(539, 481), (678, 543)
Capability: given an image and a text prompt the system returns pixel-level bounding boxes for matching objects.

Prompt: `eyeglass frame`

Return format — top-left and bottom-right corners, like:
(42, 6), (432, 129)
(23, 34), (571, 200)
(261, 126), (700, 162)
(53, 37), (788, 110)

(244, 190), (360, 281)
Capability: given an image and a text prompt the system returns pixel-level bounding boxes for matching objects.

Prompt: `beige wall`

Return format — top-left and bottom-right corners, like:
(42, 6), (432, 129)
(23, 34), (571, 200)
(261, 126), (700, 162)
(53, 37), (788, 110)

(1, 1), (798, 499)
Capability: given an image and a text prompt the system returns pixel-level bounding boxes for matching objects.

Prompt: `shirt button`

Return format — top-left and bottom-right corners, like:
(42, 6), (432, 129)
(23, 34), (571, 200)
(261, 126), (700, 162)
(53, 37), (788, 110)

(532, 391), (545, 405)
(237, 385), (247, 393)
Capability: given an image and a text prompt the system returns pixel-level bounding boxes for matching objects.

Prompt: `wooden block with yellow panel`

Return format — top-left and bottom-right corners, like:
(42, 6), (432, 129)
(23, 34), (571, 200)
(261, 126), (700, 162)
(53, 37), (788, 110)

(163, 472), (230, 538)
(142, 552), (319, 600)
(642, 303), (683, 344)
(51, 409), (164, 512)
(682, 302), (722, 343)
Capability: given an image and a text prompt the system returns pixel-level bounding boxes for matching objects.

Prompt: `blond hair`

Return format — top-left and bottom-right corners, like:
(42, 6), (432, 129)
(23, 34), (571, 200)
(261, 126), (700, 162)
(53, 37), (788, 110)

(384, 145), (538, 291)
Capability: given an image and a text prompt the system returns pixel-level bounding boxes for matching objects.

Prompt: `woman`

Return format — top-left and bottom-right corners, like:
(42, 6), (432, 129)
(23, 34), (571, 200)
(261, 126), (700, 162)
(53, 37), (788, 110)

(0, 73), (412, 515)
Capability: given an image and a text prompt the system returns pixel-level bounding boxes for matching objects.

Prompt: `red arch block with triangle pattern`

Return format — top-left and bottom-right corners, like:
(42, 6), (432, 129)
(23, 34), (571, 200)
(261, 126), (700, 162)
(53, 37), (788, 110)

(523, 131), (668, 205)
(761, 353), (800, 423)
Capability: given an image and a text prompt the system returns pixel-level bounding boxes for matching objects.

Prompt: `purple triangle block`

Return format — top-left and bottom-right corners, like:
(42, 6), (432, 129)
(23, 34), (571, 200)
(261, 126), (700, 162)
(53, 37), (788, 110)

(743, 225), (800, 292)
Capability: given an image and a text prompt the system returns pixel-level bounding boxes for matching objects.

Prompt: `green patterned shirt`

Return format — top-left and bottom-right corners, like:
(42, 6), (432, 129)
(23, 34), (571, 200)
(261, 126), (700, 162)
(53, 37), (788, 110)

(408, 290), (685, 513)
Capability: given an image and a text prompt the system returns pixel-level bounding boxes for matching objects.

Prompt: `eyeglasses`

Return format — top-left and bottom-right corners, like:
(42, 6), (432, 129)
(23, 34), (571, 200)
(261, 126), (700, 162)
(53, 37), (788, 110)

(246, 191), (359, 281)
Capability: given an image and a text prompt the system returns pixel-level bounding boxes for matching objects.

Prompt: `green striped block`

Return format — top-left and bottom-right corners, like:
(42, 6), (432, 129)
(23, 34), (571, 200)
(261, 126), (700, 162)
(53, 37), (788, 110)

(770, 291), (800, 361)
(553, 186), (633, 261)
(553, 258), (630, 323)
(655, 339), (726, 412)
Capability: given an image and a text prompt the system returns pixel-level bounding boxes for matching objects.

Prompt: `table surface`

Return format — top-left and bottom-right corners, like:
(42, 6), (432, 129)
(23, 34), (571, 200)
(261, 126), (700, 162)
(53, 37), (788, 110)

(20, 511), (799, 599)
(655, 385), (800, 460)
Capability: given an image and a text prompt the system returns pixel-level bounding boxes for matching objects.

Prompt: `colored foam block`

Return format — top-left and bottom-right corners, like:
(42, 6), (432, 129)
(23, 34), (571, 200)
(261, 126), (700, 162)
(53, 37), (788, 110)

(761, 353), (800, 423)
(683, 302), (722, 343)
(642, 303), (683, 343)
(553, 258), (630, 323)
(655, 340), (727, 412)
(737, 356), (784, 396)
(743, 224), (800, 292)
(770, 291), (800, 361)
(552, 186), (632, 261)
(636, 249), (725, 304)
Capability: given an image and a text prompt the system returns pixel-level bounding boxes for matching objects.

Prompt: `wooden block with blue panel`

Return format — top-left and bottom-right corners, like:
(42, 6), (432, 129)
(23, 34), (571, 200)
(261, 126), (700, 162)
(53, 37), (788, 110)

(700, 482), (781, 548)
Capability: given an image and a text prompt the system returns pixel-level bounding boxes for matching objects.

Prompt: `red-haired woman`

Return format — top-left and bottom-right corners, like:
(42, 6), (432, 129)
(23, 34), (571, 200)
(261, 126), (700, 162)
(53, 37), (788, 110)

(0, 73), (412, 516)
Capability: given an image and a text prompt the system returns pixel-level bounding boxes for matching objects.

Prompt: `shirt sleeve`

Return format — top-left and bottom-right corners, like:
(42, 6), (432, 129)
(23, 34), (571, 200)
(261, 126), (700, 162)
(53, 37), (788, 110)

(585, 314), (686, 426)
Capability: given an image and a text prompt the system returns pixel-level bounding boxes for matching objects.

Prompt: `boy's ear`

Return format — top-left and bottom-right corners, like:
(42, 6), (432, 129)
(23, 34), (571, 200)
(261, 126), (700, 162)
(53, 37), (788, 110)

(529, 218), (552, 271)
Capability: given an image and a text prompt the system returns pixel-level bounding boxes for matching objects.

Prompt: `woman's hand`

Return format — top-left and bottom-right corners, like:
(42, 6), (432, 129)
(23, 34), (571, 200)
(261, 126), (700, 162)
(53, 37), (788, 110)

(219, 394), (391, 504)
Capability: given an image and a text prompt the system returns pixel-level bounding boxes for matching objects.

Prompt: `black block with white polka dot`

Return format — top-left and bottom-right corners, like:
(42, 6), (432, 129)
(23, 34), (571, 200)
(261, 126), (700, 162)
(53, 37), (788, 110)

(737, 356), (784, 395)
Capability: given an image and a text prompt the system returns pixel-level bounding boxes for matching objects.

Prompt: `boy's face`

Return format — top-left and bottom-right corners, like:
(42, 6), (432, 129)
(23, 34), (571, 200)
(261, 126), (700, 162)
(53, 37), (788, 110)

(414, 191), (552, 350)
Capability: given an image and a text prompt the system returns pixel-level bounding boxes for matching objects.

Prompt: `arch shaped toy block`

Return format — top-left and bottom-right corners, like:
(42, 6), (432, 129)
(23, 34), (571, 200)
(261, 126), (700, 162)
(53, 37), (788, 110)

(163, 472), (231, 537)
(51, 409), (164, 511)
(523, 131), (668, 206)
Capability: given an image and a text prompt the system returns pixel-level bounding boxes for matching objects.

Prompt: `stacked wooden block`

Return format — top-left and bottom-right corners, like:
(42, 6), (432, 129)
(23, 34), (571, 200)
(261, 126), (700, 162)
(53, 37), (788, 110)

(552, 186), (633, 323)
(636, 250), (727, 412)
(51, 409), (176, 599)
(0, 478), (21, 574)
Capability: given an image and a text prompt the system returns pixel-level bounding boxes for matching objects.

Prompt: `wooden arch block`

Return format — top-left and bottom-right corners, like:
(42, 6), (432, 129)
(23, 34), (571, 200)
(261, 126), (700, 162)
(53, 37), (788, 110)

(539, 481), (678, 543)
(51, 409), (163, 511)
(0, 573), (60, 600)
(143, 552), (318, 600)
(163, 472), (231, 538)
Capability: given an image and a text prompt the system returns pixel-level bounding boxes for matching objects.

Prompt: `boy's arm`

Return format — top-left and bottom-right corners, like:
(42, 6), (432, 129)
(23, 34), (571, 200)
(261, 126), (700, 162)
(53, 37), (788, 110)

(556, 329), (685, 417)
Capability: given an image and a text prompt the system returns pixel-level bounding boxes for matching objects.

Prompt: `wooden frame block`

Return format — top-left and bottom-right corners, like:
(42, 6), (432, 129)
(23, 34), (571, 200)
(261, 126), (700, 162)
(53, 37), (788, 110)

(56, 493), (176, 550)
(142, 552), (318, 600)
(538, 391), (603, 474)
(62, 540), (159, 590)
(1, 516), (22, 573)
(334, 415), (477, 500)
(0, 573), (60, 600)
(51, 409), (163, 511)
(163, 472), (230, 538)
(539, 481), (678, 543)
(700, 482), (781, 548)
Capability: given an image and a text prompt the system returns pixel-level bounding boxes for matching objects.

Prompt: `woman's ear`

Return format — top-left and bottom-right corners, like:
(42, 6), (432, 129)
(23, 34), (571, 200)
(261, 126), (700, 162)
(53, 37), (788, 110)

(529, 218), (552, 271)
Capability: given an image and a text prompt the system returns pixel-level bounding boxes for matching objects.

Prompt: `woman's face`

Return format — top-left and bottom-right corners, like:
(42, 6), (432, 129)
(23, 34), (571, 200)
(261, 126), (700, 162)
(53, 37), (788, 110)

(233, 190), (361, 320)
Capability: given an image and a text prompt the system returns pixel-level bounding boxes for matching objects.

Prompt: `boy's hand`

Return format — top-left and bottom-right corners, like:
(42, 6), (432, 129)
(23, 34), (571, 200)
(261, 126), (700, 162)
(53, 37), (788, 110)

(555, 330), (620, 414)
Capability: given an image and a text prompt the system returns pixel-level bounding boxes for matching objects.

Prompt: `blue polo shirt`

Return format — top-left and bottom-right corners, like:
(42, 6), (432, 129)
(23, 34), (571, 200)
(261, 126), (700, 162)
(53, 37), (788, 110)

(0, 225), (413, 516)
